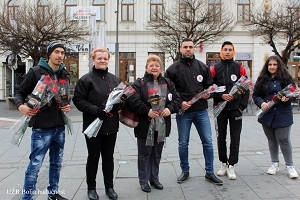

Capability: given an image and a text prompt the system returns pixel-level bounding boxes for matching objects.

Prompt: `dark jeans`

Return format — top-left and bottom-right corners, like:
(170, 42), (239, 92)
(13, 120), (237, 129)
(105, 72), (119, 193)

(85, 132), (117, 190)
(216, 109), (242, 165)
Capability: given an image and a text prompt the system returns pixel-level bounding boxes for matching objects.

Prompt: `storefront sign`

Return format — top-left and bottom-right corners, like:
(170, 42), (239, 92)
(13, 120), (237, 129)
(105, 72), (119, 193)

(235, 52), (252, 60)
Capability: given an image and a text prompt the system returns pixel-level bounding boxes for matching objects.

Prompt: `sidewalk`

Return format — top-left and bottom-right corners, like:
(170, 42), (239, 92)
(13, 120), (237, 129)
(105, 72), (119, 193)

(0, 101), (299, 200)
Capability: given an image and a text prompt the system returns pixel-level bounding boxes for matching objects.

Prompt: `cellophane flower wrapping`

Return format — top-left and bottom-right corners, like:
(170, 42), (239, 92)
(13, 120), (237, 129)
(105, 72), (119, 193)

(212, 76), (251, 119)
(255, 83), (300, 118)
(146, 83), (167, 146)
(11, 74), (55, 146)
(56, 77), (74, 135)
(178, 84), (226, 116)
(84, 82), (127, 138)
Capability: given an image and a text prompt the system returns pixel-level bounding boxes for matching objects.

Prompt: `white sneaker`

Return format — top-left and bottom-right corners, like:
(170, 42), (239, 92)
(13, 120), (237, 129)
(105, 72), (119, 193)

(287, 166), (298, 179)
(267, 163), (279, 175)
(227, 165), (236, 180)
(217, 163), (227, 176)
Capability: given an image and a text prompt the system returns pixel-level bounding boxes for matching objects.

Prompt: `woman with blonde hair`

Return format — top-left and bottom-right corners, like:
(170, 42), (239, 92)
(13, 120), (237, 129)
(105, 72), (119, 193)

(73, 47), (120, 200)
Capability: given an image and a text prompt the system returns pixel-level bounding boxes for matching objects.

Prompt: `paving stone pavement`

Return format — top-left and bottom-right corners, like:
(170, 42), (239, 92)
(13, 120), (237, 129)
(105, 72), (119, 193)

(0, 100), (300, 200)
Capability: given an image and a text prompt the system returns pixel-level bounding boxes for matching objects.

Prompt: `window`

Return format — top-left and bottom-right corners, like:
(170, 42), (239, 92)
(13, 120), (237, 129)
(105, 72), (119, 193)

(93, 0), (105, 21)
(237, 0), (250, 22)
(65, 0), (77, 20)
(8, 0), (20, 20)
(37, 0), (50, 18)
(206, 52), (220, 68)
(150, 0), (163, 21)
(179, 0), (191, 22)
(208, 0), (221, 22)
(121, 0), (134, 21)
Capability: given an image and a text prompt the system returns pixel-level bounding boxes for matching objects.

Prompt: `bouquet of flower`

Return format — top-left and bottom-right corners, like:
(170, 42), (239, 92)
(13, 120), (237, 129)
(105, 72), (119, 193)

(146, 83), (167, 146)
(11, 74), (55, 146)
(55, 77), (74, 135)
(212, 76), (251, 119)
(120, 85), (136, 103)
(178, 84), (226, 116)
(84, 82), (136, 138)
(255, 84), (300, 118)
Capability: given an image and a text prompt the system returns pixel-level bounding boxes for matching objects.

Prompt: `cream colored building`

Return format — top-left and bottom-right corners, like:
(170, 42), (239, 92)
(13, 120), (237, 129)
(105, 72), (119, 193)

(0, 0), (291, 100)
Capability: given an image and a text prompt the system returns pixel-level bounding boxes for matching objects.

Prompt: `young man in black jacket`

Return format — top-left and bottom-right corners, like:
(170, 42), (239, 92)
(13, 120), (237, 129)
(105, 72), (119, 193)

(14, 42), (70, 200)
(210, 41), (249, 180)
(165, 38), (223, 185)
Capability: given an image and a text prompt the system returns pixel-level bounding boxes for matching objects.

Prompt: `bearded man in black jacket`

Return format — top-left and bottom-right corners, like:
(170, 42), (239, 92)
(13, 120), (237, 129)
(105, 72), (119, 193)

(165, 38), (223, 186)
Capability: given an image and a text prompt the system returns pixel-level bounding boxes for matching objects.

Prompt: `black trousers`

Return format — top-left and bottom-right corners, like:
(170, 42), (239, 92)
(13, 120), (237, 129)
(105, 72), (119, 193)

(137, 133), (164, 185)
(216, 109), (242, 166)
(85, 132), (117, 190)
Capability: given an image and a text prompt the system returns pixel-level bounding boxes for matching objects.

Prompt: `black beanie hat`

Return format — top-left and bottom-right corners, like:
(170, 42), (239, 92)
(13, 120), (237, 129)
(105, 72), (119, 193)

(47, 41), (65, 57)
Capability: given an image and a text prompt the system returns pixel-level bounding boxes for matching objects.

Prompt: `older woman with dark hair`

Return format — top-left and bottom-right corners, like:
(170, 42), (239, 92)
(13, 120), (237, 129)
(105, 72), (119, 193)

(253, 55), (298, 179)
(126, 54), (181, 193)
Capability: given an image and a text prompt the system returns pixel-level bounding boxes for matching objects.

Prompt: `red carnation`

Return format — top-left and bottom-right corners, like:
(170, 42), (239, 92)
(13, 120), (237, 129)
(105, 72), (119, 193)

(148, 89), (155, 95)
(51, 87), (59, 93)
(43, 79), (51, 85)
(59, 79), (67, 84)
(289, 85), (296, 92)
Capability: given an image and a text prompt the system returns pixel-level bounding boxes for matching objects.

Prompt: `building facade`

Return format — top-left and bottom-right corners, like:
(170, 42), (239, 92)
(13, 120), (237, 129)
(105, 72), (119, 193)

(0, 0), (294, 100)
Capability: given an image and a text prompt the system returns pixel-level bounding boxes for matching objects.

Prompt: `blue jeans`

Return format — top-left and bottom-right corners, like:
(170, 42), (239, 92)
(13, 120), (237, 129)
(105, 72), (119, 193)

(22, 126), (65, 200)
(176, 110), (214, 174)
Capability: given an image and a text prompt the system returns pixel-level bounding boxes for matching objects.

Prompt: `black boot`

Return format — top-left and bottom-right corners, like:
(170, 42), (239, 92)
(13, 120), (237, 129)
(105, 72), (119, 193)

(87, 190), (99, 200)
(205, 173), (223, 185)
(177, 172), (189, 183)
(106, 188), (118, 200)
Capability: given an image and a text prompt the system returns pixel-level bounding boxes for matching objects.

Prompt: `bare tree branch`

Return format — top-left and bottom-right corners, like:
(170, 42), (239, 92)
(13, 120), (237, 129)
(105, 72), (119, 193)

(146, 0), (235, 61)
(0, 2), (89, 63)
(242, 0), (300, 64)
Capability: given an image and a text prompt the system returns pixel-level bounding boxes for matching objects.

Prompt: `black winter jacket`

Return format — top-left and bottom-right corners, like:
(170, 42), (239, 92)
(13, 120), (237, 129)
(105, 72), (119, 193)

(211, 59), (249, 111)
(14, 58), (69, 128)
(72, 67), (121, 134)
(165, 56), (213, 112)
(126, 73), (181, 138)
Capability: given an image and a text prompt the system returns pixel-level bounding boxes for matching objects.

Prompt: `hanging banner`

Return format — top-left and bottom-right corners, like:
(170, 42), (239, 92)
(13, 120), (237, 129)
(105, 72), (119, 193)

(69, 6), (101, 20)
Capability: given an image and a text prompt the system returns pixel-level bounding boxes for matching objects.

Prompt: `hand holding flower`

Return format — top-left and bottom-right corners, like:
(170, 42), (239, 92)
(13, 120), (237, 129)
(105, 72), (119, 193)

(148, 109), (159, 119)
(161, 108), (171, 117)
(61, 104), (71, 112)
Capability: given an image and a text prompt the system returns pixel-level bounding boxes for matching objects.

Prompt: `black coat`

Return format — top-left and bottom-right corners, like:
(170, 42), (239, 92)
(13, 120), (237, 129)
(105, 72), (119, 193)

(72, 67), (121, 134)
(126, 73), (181, 138)
(165, 56), (213, 112)
(14, 62), (69, 129)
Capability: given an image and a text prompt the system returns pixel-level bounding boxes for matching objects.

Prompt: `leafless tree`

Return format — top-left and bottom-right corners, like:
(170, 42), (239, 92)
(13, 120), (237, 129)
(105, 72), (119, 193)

(242, 0), (300, 65)
(0, 2), (89, 64)
(146, 0), (235, 61)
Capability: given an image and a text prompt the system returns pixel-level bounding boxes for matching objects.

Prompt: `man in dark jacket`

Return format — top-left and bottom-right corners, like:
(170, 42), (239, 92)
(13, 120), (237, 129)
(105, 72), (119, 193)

(14, 42), (70, 200)
(210, 41), (249, 180)
(165, 38), (223, 185)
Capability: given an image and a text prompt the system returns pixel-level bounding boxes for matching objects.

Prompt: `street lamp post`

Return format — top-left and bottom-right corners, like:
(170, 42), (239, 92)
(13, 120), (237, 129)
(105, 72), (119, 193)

(115, 0), (119, 77)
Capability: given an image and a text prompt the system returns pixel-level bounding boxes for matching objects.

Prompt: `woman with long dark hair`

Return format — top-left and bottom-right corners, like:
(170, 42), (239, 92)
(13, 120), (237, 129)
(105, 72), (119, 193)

(253, 55), (298, 179)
